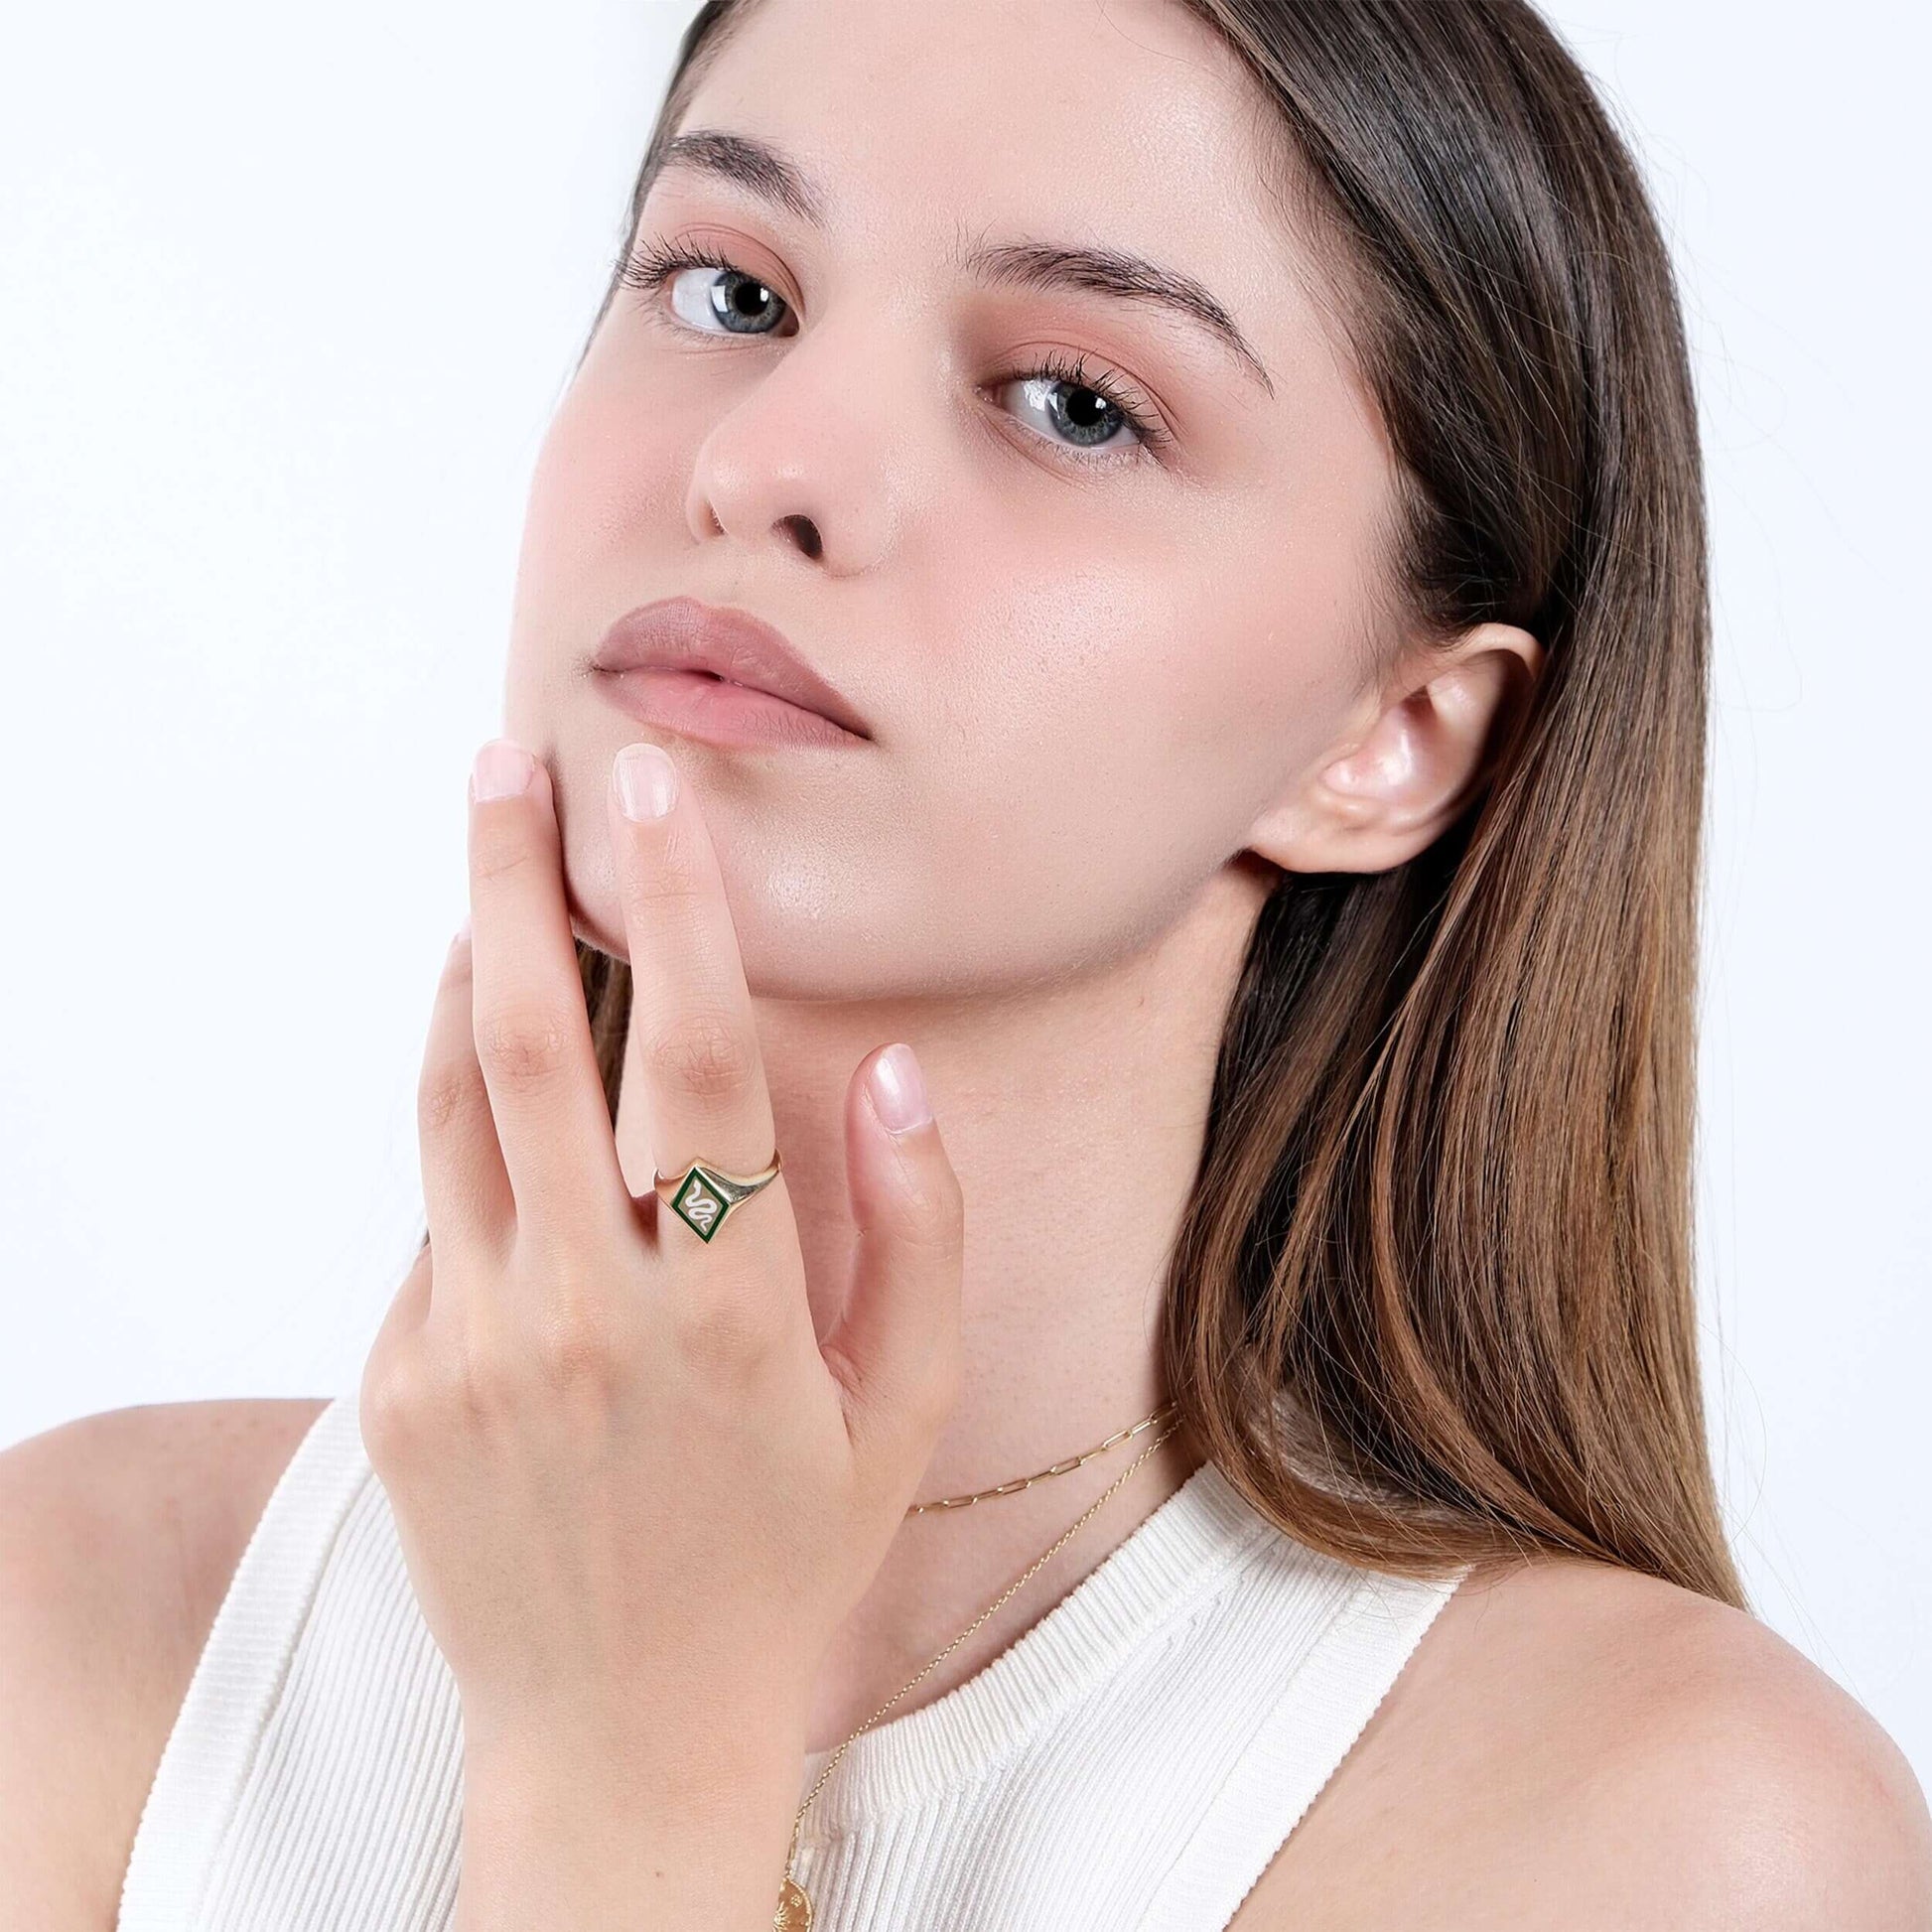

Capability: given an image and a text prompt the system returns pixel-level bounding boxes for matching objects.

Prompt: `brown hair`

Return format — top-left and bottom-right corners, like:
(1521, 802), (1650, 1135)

(451, 0), (1741, 1607)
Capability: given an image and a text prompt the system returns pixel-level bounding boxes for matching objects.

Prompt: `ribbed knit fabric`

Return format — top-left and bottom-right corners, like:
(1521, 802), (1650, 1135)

(117, 1385), (1468, 1931)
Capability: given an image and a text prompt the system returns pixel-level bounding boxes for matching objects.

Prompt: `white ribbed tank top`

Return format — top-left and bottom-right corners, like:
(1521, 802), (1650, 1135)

(117, 1385), (1468, 1932)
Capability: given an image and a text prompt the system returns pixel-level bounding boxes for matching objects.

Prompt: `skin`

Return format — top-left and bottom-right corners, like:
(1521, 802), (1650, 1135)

(5, 0), (1927, 1925)
(362, 739), (967, 1927)
(401, 0), (1544, 1912)
(502, 0), (1539, 1838)
(426, 0), (1932, 1923)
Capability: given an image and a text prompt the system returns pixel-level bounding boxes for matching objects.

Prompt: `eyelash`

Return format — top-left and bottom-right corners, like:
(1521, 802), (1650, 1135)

(617, 236), (1173, 466)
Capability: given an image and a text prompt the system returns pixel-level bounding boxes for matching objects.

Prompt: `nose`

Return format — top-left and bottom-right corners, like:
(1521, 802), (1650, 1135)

(772, 511), (823, 562)
(682, 312), (923, 574)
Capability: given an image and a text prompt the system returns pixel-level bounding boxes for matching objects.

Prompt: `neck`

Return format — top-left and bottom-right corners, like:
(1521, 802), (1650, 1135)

(612, 861), (1270, 1754)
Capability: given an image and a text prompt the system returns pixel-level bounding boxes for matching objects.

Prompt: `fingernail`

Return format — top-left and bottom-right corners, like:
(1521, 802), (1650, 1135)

(616, 742), (678, 820)
(870, 1042), (931, 1134)
(472, 739), (534, 801)
(449, 913), (472, 955)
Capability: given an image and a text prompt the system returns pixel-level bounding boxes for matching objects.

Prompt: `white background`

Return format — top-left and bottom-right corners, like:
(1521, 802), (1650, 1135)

(3, 1), (1926, 1790)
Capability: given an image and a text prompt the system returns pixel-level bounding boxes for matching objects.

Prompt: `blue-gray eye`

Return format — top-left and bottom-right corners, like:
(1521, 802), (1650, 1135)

(670, 262), (785, 336)
(618, 238), (793, 336)
(1001, 359), (1143, 452)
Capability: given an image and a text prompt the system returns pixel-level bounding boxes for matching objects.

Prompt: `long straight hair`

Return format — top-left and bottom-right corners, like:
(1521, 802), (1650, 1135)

(467, 0), (1740, 1607)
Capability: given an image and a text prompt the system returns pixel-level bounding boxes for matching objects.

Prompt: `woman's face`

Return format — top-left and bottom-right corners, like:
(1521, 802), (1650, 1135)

(506, 0), (1405, 1000)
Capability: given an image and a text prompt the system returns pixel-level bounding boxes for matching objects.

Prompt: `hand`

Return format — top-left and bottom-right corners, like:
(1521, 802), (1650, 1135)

(358, 735), (965, 1802)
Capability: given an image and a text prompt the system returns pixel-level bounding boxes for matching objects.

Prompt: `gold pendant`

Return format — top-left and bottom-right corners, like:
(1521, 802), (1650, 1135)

(775, 1875), (813, 1929)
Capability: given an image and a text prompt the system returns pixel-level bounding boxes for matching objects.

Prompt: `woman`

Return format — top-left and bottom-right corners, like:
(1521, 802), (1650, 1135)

(9, 0), (1927, 1925)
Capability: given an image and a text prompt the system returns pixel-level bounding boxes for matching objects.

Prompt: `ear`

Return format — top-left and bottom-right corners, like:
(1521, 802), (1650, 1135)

(1246, 621), (1544, 875)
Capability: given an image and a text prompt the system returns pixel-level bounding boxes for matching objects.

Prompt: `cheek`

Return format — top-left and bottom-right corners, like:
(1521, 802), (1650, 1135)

(1170, 545), (1373, 770)
(965, 504), (1369, 823)
(518, 379), (678, 594)
(504, 365), (697, 734)
(1148, 492), (1391, 871)
(887, 496), (1378, 967)
(512, 332), (724, 650)
(885, 541), (1244, 952)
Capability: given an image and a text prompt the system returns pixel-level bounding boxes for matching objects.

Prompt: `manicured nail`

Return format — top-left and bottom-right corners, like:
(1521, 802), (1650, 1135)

(472, 739), (534, 801)
(450, 913), (472, 954)
(870, 1042), (931, 1134)
(616, 742), (678, 820)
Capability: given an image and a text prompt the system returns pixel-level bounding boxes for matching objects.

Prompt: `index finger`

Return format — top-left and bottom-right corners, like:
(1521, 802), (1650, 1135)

(467, 737), (631, 1240)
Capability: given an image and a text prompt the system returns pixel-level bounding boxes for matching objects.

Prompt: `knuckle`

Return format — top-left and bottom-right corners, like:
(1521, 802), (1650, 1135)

(644, 1006), (757, 1102)
(528, 1298), (630, 1403)
(672, 1273), (783, 1382)
(525, 1233), (634, 1385)
(471, 826), (539, 888)
(898, 1164), (967, 1254)
(474, 997), (573, 1089)
(443, 1317), (535, 1427)
(417, 1058), (479, 1139)
(359, 1339), (437, 1465)
(627, 818), (708, 907)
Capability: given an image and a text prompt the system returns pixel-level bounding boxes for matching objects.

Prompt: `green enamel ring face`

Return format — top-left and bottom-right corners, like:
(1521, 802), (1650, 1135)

(653, 1155), (780, 1243)
(668, 1165), (734, 1241)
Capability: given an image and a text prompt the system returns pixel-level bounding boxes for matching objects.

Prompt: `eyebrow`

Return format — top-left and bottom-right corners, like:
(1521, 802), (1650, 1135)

(646, 129), (1277, 398)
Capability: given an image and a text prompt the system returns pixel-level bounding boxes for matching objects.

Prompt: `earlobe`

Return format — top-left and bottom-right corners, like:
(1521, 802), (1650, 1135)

(1247, 621), (1542, 876)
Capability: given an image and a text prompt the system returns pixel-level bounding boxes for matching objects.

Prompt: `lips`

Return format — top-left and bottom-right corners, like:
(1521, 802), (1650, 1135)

(590, 596), (871, 740)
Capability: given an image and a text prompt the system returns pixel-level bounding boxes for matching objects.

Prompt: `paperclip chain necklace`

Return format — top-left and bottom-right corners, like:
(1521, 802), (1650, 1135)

(774, 1403), (1186, 1929)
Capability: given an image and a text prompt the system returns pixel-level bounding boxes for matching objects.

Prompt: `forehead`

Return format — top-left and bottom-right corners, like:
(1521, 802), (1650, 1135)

(671, 0), (1318, 338)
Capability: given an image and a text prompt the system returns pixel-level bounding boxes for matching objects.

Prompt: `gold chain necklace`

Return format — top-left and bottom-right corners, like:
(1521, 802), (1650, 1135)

(904, 1400), (1177, 1513)
(774, 1407), (1186, 1929)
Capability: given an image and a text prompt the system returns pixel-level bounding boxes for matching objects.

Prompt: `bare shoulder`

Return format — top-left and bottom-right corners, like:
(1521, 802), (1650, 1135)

(0, 1396), (332, 1929)
(1231, 1549), (1932, 1931)
(1447, 1555), (1932, 1926)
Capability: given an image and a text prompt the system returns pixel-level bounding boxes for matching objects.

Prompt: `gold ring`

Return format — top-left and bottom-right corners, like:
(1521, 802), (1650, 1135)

(650, 1152), (782, 1243)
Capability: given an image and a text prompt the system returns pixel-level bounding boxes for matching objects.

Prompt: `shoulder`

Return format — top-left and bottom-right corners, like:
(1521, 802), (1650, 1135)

(0, 1397), (332, 1926)
(1462, 1553), (1931, 1925)
(1234, 1548), (1932, 1930)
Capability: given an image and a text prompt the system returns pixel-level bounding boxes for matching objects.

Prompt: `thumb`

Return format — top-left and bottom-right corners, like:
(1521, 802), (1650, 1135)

(824, 1041), (965, 1477)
